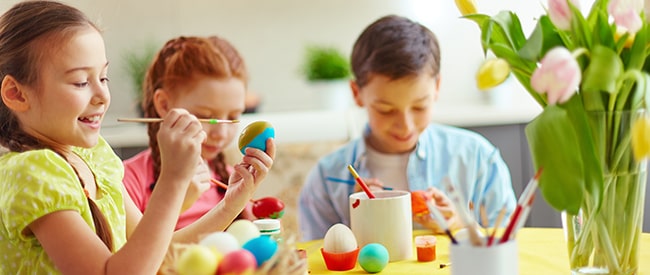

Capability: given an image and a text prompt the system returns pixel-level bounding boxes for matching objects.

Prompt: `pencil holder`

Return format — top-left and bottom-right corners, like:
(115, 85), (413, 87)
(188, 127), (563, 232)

(449, 241), (518, 275)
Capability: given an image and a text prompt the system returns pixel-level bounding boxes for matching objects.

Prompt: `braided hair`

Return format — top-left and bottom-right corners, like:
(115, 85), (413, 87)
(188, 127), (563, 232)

(141, 35), (249, 190)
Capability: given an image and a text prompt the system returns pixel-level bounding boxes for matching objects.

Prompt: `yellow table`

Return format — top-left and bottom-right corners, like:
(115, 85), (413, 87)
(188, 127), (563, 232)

(296, 228), (650, 274)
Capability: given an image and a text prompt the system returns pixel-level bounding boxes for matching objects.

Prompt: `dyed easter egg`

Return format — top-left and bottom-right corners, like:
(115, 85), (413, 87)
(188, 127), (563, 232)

(252, 197), (285, 219)
(226, 220), (260, 246)
(175, 244), (221, 275)
(323, 223), (357, 254)
(242, 236), (278, 267)
(199, 231), (240, 255)
(217, 249), (257, 275)
(238, 121), (274, 154)
(411, 190), (432, 216)
(358, 243), (389, 273)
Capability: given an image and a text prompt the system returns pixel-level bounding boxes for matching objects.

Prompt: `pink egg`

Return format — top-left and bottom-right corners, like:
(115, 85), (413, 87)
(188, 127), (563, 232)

(217, 249), (257, 275)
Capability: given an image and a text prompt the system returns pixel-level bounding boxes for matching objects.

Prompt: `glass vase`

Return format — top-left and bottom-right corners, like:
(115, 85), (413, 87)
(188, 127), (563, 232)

(562, 110), (648, 275)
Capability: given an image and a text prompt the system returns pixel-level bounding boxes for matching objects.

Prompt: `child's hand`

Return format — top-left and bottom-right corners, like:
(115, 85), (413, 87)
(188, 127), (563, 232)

(180, 160), (211, 213)
(353, 178), (385, 193)
(428, 187), (455, 218)
(413, 210), (464, 234)
(223, 138), (276, 209)
(156, 109), (207, 184)
(412, 187), (464, 233)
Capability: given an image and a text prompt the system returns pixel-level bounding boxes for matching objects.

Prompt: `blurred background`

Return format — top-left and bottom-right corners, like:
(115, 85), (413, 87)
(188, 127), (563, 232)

(6, 0), (628, 236)
(1, 0), (547, 118)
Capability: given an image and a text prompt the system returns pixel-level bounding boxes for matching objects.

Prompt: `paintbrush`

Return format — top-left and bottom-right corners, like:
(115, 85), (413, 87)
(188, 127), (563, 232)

(442, 177), (484, 246)
(422, 194), (459, 244)
(118, 118), (239, 124)
(347, 164), (376, 199)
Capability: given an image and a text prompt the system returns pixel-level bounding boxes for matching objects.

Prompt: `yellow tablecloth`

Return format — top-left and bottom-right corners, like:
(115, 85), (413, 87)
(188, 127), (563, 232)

(296, 228), (650, 274)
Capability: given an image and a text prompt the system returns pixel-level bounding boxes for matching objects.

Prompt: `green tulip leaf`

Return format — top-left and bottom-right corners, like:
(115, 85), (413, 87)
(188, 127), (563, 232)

(525, 105), (584, 214)
(519, 15), (564, 61)
(492, 11), (527, 50)
(624, 24), (649, 71)
(583, 45), (623, 94)
(570, 4), (593, 49)
(465, 11), (526, 53)
(591, 9), (615, 50)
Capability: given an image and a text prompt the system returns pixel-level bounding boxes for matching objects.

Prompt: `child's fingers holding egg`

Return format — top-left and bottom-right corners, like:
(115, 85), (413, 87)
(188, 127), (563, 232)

(263, 137), (276, 159)
(238, 121), (275, 156)
(234, 121), (276, 184)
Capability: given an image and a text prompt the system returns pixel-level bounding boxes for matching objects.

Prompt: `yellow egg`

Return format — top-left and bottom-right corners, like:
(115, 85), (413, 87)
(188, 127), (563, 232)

(323, 223), (358, 253)
(175, 244), (220, 275)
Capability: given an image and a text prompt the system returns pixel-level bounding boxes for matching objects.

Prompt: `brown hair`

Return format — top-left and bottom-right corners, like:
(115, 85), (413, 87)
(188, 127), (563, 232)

(0, 0), (113, 251)
(142, 35), (248, 191)
(351, 15), (441, 87)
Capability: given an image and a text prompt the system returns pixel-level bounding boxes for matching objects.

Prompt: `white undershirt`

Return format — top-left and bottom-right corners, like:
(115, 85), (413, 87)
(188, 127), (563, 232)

(365, 146), (426, 229)
(364, 145), (410, 191)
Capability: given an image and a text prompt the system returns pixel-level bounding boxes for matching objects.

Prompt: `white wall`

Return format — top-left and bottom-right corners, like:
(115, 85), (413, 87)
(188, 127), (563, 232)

(0, 0), (571, 118)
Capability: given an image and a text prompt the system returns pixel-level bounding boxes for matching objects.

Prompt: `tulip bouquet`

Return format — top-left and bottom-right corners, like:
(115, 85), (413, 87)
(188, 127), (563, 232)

(459, 0), (650, 273)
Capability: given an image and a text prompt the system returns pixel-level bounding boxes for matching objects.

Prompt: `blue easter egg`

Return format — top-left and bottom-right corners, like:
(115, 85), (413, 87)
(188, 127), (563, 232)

(358, 243), (389, 273)
(242, 236), (278, 267)
(238, 121), (275, 154)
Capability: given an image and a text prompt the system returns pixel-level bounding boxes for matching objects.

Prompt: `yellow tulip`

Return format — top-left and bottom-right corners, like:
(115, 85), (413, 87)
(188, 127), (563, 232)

(476, 58), (511, 91)
(614, 27), (635, 48)
(455, 0), (477, 16)
(632, 115), (650, 161)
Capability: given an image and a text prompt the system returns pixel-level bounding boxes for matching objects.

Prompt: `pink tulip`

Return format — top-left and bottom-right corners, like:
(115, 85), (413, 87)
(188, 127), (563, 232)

(530, 47), (581, 105)
(548, 0), (580, 30)
(609, 0), (643, 33)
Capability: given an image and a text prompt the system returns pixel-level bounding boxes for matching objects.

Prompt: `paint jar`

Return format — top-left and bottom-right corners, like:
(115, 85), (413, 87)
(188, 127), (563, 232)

(253, 218), (282, 242)
(414, 235), (437, 262)
(449, 241), (518, 275)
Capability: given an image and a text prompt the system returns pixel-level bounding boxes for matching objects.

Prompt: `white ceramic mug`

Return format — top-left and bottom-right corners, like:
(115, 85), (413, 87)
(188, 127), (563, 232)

(349, 190), (413, 261)
(449, 241), (519, 275)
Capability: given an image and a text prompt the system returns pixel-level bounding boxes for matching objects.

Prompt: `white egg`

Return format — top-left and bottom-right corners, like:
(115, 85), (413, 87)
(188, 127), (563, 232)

(226, 220), (261, 246)
(199, 231), (240, 254)
(323, 223), (358, 253)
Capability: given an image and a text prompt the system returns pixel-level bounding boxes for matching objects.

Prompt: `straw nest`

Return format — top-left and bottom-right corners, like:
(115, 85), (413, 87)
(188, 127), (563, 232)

(158, 234), (308, 275)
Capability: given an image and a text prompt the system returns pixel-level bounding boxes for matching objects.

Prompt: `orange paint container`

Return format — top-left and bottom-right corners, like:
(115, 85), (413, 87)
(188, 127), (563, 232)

(415, 235), (437, 262)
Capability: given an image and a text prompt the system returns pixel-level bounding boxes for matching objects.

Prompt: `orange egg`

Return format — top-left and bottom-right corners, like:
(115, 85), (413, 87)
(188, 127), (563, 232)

(411, 190), (431, 216)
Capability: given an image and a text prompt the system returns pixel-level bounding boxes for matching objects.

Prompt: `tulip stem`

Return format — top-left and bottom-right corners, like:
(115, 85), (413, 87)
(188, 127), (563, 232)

(571, 48), (589, 59)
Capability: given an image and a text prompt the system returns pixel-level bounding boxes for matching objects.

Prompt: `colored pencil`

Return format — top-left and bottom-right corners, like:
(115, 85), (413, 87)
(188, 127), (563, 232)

(210, 179), (256, 203)
(513, 193), (536, 238)
(210, 178), (229, 189)
(499, 168), (543, 244)
(487, 206), (507, 246)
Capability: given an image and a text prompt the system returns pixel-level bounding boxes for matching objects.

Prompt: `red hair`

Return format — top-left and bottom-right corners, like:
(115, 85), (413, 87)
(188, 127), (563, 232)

(142, 35), (248, 189)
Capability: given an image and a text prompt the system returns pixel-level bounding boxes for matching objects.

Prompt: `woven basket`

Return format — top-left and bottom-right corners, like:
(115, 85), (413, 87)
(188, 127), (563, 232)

(159, 234), (308, 275)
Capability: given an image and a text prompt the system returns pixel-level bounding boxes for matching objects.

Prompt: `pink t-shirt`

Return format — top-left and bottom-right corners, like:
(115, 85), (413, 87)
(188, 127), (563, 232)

(123, 149), (251, 230)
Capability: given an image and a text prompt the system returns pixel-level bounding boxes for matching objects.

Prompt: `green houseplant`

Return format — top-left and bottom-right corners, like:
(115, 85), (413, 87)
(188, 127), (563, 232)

(301, 45), (353, 110)
(301, 45), (351, 81)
